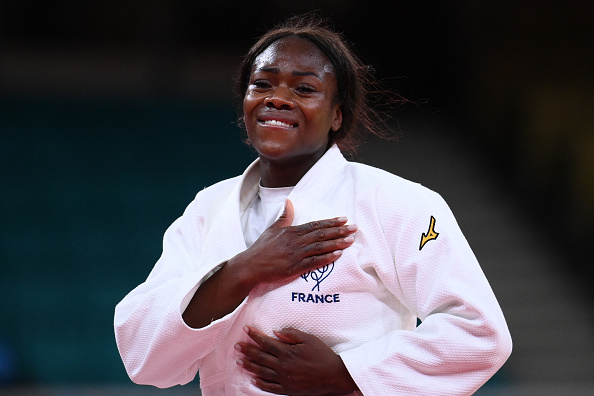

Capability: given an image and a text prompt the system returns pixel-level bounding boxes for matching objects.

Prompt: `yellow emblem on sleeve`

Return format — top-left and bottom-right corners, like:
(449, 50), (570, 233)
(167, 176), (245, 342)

(419, 216), (439, 250)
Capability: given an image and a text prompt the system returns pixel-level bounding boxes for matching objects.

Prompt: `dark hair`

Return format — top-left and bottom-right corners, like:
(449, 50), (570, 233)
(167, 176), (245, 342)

(236, 14), (403, 155)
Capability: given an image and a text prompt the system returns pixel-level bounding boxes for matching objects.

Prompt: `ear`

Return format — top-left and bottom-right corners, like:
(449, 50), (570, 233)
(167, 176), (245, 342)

(330, 105), (343, 132)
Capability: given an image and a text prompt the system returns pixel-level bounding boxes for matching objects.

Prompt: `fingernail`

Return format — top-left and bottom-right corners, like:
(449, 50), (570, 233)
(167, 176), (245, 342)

(333, 250), (343, 257)
(243, 325), (249, 334)
(234, 343), (241, 351)
(347, 224), (358, 232)
(337, 216), (347, 222)
(344, 236), (354, 243)
(236, 358), (244, 366)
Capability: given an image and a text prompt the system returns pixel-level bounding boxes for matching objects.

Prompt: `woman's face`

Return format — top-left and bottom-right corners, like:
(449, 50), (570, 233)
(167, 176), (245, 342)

(243, 36), (342, 167)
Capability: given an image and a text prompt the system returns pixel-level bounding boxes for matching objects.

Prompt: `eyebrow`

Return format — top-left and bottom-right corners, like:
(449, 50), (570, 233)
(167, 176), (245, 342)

(256, 67), (322, 80)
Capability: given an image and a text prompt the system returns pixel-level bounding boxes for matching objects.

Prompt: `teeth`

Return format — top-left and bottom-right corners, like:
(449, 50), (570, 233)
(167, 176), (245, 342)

(263, 120), (293, 128)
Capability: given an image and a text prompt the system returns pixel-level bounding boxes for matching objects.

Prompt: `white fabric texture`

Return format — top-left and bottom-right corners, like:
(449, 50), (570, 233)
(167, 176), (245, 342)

(114, 145), (512, 395)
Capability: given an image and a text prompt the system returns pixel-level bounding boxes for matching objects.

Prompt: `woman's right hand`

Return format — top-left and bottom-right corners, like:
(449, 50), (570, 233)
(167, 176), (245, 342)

(183, 199), (356, 329)
(228, 199), (357, 292)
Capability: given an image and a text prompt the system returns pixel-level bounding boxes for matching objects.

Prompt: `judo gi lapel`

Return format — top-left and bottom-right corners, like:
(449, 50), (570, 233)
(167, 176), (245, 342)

(284, 144), (348, 224)
(198, 158), (261, 267)
(198, 145), (346, 266)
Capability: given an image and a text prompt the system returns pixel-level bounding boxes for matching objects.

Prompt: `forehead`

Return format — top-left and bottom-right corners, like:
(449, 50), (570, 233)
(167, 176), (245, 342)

(252, 36), (334, 75)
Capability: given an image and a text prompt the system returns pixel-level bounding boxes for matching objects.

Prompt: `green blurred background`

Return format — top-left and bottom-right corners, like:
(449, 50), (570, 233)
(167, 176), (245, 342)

(0, 97), (254, 384)
(1, 0), (592, 393)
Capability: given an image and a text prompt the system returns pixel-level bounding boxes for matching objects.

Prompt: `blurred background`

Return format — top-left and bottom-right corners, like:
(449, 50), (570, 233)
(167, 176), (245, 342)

(0, 1), (592, 395)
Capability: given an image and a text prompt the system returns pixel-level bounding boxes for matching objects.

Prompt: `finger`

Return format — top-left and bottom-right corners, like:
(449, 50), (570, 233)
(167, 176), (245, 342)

(244, 326), (286, 357)
(293, 224), (357, 258)
(300, 234), (355, 257)
(236, 356), (279, 382)
(298, 250), (343, 271)
(294, 216), (350, 235)
(236, 342), (279, 369)
(270, 199), (294, 229)
(302, 224), (358, 244)
(272, 327), (307, 344)
(251, 377), (285, 395)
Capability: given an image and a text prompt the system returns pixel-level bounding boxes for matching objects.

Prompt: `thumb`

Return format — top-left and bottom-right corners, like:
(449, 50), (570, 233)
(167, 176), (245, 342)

(272, 199), (294, 228)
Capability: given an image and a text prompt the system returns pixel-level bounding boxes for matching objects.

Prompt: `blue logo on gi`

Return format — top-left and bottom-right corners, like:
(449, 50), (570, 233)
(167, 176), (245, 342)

(292, 263), (339, 303)
(301, 262), (334, 292)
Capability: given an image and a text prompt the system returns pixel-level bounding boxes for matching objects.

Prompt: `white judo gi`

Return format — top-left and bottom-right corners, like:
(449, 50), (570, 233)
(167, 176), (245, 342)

(114, 145), (512, 395)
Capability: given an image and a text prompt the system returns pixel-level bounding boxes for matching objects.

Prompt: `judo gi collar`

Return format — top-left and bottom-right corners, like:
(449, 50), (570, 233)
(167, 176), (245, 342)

(238, 144), (348, 212)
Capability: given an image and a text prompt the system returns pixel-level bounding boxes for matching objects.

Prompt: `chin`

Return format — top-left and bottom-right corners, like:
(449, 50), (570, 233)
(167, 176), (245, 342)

(256, 146), (295, 162)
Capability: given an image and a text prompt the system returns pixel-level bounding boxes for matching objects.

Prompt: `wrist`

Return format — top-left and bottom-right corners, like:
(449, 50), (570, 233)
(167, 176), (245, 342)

(226, 252), (258, 296)
(329, 355), (359, 394)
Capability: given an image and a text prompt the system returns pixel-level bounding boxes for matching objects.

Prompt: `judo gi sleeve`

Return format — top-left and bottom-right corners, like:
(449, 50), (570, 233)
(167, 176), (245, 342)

(113, 197), (240, 388)
(340, 189), (512, 396)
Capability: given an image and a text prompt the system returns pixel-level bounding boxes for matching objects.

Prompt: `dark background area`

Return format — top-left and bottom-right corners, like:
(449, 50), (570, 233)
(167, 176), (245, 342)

(0, 0), (592, 390)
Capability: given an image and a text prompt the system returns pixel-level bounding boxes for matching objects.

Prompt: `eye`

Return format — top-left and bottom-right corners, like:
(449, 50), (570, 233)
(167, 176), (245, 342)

(296, 84), (316, 94)
(250, 80), (271, 90)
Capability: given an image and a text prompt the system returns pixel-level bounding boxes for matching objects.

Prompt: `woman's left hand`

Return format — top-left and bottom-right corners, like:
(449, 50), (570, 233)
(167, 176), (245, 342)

(235, 326), (358, 395)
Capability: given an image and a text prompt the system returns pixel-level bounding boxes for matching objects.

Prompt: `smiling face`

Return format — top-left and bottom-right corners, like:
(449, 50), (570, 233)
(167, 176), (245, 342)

(243, 36), (343, 184)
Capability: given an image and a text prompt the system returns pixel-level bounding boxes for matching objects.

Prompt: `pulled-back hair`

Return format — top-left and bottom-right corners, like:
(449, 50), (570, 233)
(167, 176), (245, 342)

(236, 14), (401, 155)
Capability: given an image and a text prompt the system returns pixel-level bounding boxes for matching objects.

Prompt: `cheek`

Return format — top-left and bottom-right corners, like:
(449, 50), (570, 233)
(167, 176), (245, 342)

(242, 96), (259, 140)
(306, 103), (336, 128)
(243, 93), (257, 115)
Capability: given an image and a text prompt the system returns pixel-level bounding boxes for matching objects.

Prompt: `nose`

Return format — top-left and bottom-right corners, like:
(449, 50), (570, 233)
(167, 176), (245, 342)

(266, 87), (294, 110)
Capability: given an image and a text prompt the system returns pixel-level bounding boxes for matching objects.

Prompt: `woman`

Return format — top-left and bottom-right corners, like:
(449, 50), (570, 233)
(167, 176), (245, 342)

(114, 16), (512, 396)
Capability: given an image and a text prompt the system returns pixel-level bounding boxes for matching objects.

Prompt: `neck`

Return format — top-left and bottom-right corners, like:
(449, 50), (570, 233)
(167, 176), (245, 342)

(258, 151), (325, 188)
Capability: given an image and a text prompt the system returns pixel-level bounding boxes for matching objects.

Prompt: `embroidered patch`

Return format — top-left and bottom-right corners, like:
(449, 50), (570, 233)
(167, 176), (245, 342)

(419, 216), (439, 250)
(292, 263), (338, 303)
(301, 262), (334, 291)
